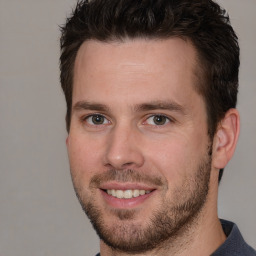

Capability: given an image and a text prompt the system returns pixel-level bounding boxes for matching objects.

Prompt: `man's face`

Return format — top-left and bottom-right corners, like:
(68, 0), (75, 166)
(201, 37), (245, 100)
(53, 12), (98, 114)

(67, 38), (212, 253)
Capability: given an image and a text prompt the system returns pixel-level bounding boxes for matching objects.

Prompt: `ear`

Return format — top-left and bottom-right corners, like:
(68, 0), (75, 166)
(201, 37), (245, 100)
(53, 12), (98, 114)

(212, 108), (240, 169)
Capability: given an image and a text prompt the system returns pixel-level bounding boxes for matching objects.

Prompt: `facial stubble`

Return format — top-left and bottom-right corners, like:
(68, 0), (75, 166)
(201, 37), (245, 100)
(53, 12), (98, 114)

(71, 151), (212, 254)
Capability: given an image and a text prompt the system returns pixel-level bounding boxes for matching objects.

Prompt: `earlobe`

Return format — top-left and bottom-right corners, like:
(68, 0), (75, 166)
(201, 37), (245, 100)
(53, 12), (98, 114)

(212, 109), (240, 169)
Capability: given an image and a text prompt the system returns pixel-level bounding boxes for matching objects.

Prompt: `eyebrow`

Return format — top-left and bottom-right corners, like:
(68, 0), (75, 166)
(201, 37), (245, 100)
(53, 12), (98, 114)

(133, 101), (185, 113)
(73, 100), (185, 114)
(73, 101), (110, 112)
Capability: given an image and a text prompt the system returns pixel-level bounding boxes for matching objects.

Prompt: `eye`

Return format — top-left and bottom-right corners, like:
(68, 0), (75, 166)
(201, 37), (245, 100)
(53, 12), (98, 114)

(146, 115), (170, 126)
(85, 114), (109, 125)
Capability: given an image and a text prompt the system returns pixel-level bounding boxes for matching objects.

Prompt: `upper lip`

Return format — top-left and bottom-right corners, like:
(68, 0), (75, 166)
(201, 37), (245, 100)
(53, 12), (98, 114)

(100, 182), (156, 191)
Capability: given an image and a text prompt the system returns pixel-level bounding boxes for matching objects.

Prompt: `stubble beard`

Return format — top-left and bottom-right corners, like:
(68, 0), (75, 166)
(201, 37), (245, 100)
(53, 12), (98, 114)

(71, 151), (212, 254)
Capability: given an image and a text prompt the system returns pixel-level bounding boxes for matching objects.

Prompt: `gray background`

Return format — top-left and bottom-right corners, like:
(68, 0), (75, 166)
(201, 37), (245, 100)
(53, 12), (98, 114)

(0, 0), (255, 255)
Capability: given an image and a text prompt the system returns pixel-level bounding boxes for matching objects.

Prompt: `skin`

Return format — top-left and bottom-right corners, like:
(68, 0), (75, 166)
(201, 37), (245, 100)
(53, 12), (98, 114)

(66, 38), (240, 256)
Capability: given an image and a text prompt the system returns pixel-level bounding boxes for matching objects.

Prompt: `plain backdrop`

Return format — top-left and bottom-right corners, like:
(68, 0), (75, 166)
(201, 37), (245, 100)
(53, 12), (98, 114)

(0, 0), (255, 255)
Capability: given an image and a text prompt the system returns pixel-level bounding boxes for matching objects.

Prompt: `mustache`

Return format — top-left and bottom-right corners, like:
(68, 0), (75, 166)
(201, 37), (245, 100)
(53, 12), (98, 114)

(90, 169), (165, 188)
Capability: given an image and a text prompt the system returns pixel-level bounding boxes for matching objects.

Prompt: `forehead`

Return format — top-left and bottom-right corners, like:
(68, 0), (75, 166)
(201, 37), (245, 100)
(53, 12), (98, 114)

(73, 38), (203, 109)
(74, 38), (199, 76)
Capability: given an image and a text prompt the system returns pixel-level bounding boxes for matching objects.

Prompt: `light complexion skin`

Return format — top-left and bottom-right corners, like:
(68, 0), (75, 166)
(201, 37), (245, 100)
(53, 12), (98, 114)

(67, 38), (240, 256)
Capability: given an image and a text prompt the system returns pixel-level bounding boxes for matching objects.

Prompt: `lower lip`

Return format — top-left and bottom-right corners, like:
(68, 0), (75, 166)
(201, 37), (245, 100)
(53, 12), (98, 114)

(100, 190), (155, 209)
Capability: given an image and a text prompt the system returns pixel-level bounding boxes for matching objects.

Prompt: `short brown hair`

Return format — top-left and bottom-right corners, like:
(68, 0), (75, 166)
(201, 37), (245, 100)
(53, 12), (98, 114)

(60, 0), (240, 182)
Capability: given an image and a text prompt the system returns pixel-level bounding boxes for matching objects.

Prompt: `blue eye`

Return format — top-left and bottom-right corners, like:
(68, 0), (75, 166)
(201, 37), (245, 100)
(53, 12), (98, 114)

(86, 114), (109, 125)
(146, 115), (170, 125)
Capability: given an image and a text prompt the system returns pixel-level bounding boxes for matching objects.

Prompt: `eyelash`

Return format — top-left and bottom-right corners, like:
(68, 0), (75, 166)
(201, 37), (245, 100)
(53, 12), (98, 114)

(82, 114), (110, 126)
(144, 115), (172, 126)
(81, 113), (174, 127)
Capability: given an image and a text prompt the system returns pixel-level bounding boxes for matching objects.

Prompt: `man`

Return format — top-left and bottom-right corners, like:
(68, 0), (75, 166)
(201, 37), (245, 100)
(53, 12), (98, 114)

(59, 0), (256, 255)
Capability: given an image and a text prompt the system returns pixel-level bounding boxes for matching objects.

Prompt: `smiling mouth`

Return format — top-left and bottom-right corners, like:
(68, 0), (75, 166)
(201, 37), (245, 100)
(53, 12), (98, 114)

(104, 189), (152, 199)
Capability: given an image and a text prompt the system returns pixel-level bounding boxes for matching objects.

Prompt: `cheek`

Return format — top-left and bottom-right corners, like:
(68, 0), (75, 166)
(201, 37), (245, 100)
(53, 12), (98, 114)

(149, 141), (188, 178)
(145, 133), (206, 184)
(67, 134), (104, 182)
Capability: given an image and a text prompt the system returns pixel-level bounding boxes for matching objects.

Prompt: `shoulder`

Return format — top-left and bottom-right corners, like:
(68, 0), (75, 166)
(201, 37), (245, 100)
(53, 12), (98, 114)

(212, 219), (256, 256)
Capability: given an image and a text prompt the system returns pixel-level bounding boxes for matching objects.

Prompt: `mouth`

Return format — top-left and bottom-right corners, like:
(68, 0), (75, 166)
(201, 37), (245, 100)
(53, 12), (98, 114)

(104, 189), (152, 199)
(100, 185), (156, 209)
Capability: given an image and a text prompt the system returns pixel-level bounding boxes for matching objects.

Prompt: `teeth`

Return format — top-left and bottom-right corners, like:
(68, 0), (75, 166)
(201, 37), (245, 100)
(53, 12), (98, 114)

(133, 189), (140, 197)
(124, 190), (133, 199)
(111, 189), (116, 197)
(139, 190), (145, 195)
(106, 189), (151, 199)
(116, 190), (123, 198)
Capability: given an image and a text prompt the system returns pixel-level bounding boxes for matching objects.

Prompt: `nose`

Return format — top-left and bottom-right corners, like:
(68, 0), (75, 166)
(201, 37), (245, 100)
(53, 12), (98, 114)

(103, 124), (145, 170)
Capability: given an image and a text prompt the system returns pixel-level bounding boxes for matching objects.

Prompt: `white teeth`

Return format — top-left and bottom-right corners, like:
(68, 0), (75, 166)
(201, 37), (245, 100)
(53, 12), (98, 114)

(111, 189), (116, 197)
(116, 190), (123, 198)
(139, 190), (145, 196)
(106, 189), (151, 199)
(124, 190), (133, 199)
(133, 189), (140, 197)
